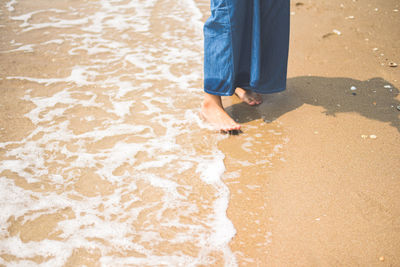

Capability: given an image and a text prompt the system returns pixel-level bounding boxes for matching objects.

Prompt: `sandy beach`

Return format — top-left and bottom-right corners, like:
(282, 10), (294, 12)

(1, 0), (399, 266)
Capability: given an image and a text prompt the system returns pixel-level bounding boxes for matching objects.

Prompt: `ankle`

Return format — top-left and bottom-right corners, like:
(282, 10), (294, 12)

(235, 87), (246, 97)
(203, 93), (222, 108)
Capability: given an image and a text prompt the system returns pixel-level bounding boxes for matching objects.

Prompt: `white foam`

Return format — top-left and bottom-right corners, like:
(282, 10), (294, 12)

(196, 150), (237, 265)
(180, 0), (204, 34)
(1, 0), (239, 265)
(0, 44), (35, 53)
(197, 154), (226, 185)
(6, 0), (17, 12)
(8, 66), (96, 87)
(23, 17), (89, 32)
(10, 9), (66, 29)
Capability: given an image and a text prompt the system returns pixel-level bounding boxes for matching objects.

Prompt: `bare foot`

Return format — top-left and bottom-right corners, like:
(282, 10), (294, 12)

(201, 93), (241, 132)
(235, 87), (263, 105)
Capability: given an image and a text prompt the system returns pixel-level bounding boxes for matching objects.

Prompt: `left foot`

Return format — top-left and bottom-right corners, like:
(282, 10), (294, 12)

(235, 88), (263, 106)
(201, 93), (241, 132)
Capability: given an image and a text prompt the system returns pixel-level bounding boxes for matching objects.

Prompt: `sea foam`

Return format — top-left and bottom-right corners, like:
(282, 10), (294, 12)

(0, 0), (238, 265)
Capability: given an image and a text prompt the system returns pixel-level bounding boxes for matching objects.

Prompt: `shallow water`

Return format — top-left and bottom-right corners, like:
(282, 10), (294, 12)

(0, 0), (287, 265)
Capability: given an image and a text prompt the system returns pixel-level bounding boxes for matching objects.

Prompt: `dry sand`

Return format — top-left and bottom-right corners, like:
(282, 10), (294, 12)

(221, 0), (400, 265)
(1, 0), (399, 266)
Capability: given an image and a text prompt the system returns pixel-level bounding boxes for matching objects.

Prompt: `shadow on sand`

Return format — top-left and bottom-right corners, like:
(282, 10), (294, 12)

(226, 76), (400, 132)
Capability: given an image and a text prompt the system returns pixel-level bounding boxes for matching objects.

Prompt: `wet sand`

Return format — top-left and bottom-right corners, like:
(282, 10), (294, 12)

(1, 0), (400, 266)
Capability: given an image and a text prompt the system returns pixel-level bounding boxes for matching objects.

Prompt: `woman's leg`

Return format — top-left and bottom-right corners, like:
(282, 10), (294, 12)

(201, 92), (241, 132)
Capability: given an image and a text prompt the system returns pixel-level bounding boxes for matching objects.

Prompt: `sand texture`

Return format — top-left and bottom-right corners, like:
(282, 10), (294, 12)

(0, 0), (399, 266)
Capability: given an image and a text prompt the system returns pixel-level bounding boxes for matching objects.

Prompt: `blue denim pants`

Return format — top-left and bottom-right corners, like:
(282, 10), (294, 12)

(204, 0), (290, 96)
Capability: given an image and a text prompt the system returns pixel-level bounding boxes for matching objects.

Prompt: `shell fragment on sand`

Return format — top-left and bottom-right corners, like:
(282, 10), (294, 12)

(322, 29), (341, 38)
(361, 135), (377, 139)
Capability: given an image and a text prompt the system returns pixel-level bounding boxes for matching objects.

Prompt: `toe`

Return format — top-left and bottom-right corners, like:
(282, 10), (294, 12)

(223, 124), (240, 132)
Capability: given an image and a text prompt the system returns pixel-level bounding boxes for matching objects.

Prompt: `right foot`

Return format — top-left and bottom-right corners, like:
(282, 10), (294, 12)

(201, 93), (241, 132)
(235, 87), (262, 105)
